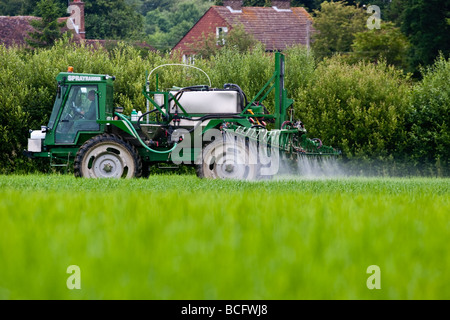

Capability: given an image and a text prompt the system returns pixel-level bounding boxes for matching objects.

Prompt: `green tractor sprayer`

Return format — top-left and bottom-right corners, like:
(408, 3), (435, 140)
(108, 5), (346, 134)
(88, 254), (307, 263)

(25, 52), (340, 179)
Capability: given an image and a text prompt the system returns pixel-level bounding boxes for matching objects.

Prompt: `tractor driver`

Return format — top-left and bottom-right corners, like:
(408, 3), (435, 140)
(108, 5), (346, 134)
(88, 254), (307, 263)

(83, 90), (97, 120)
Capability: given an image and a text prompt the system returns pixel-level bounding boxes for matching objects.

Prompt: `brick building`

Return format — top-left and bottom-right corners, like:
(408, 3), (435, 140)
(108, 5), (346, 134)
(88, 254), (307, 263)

(172, 0), (314, 61)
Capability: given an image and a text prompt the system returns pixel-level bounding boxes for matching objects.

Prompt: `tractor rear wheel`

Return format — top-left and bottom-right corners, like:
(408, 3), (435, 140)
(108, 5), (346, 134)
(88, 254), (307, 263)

(74, 134), (142, 178)
(196, 138), (258, 180)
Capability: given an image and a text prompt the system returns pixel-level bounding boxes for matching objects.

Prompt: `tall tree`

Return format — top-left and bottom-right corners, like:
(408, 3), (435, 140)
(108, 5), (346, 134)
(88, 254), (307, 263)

(144, 1), (211, 51)
(294, 0), (335, 12)
(405, 55), (450, 169)
(351, 22), (410, 69)
(26, 0), (65, 48)
(311, 1), (366, 60)
(400, 0), (450, 73)
(0, 0), (67, 16)
(0, 0), (32, 15)
(84, 0), (143, 40)
(139, 0), (174, 15)
(384, 0), (408, 24)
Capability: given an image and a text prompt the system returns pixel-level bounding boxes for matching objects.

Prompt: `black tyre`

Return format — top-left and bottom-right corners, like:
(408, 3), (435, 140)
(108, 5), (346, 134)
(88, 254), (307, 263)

(195, 138), (259, 180)
(74, 134), (142, 178)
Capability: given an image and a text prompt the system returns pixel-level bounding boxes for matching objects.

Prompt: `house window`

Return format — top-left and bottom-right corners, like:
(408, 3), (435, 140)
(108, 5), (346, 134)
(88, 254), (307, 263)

(216, 27), (228, 45)
(182, 54), (196, 65)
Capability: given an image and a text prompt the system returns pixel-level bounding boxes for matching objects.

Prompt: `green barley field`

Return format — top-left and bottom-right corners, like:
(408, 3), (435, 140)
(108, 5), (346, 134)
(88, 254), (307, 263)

(0, 174), (448, 299)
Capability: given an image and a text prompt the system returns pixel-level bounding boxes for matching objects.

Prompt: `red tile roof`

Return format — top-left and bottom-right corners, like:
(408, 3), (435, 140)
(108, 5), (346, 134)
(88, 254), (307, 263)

(173, 5), (314, 54)
(0, 16), (38, 47)
(216, 6), (313, 51)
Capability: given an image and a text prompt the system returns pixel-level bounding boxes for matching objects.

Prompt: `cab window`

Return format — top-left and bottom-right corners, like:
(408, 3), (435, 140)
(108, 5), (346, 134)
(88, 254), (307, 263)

(55, 85), (99, 144)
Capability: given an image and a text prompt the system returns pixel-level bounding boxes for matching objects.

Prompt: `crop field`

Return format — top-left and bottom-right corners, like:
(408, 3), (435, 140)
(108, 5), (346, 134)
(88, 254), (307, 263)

(0, 174), (449, 300)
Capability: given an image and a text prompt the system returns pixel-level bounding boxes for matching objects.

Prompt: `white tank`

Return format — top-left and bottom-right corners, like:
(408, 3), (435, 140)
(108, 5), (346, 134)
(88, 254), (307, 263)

(169, 90), (240, 114)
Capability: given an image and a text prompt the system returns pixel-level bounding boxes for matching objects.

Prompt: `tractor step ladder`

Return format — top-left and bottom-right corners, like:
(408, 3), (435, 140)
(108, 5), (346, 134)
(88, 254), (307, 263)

(50, 153), (71, 172)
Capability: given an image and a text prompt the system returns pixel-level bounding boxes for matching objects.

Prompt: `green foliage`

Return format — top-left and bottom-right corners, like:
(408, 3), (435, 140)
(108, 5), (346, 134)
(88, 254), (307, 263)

(384, 0), (408, 24)
(0, 0), (31, 15)
(144, 1), (211, 51)
(404, 55), (450, 174)
(26, 0), (65, 49)
(350, 22), (410, 69)
(292, 0), (324, 11)
(347, 0), (392, 15)
(283, 45), (316, 96)
(0, 0), (67, 15)
(187, 24), (260, 60)
(130, 0), (176, 15)
(400, 0), (450, 74)
(0, 46), (32, 173)
(205, 45), (273, 107)
(84, 0), (143, 40)
(311, 1), (367, 60)
(294, 56), (412, 163)
(145, 2), (205, 51)
(223, 23), (259, 53)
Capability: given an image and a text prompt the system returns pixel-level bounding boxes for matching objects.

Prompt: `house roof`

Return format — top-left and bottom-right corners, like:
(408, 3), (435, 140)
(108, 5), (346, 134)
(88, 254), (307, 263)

(0, 16), (83, 47)
(215, 6), (312, 51)
(173, 5), (314, 53)
(0, 16), (37, 47)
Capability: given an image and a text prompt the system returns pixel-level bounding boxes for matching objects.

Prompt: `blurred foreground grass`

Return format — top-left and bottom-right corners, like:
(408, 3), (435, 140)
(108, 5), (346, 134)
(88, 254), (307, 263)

(0, 174), (448, 299)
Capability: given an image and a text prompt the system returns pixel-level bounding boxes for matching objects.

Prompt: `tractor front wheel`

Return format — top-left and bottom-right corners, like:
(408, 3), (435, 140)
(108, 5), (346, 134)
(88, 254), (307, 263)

(74, 134), (142, 178)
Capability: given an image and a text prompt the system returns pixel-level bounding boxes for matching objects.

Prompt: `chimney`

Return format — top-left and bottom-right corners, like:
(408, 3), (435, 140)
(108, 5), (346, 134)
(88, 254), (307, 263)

(68, 0), (85, 39)
(223, 0), (243, 11)
(272, 0), (291, 10)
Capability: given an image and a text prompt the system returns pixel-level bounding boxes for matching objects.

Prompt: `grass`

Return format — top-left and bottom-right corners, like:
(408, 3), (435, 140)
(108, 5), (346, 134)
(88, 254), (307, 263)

(0, 174), (448, 299)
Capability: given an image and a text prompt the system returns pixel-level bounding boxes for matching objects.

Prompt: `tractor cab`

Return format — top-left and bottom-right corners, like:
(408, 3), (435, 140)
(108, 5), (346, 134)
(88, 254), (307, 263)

(26, 68), (115, 157)
(52, 84), (99, 143)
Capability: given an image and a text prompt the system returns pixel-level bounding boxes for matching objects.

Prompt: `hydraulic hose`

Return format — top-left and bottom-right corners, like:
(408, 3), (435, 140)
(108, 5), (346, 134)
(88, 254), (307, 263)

(224, 83), (248, 111)
(137, 108), (159, 129)
(115, 112), (177, 154)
